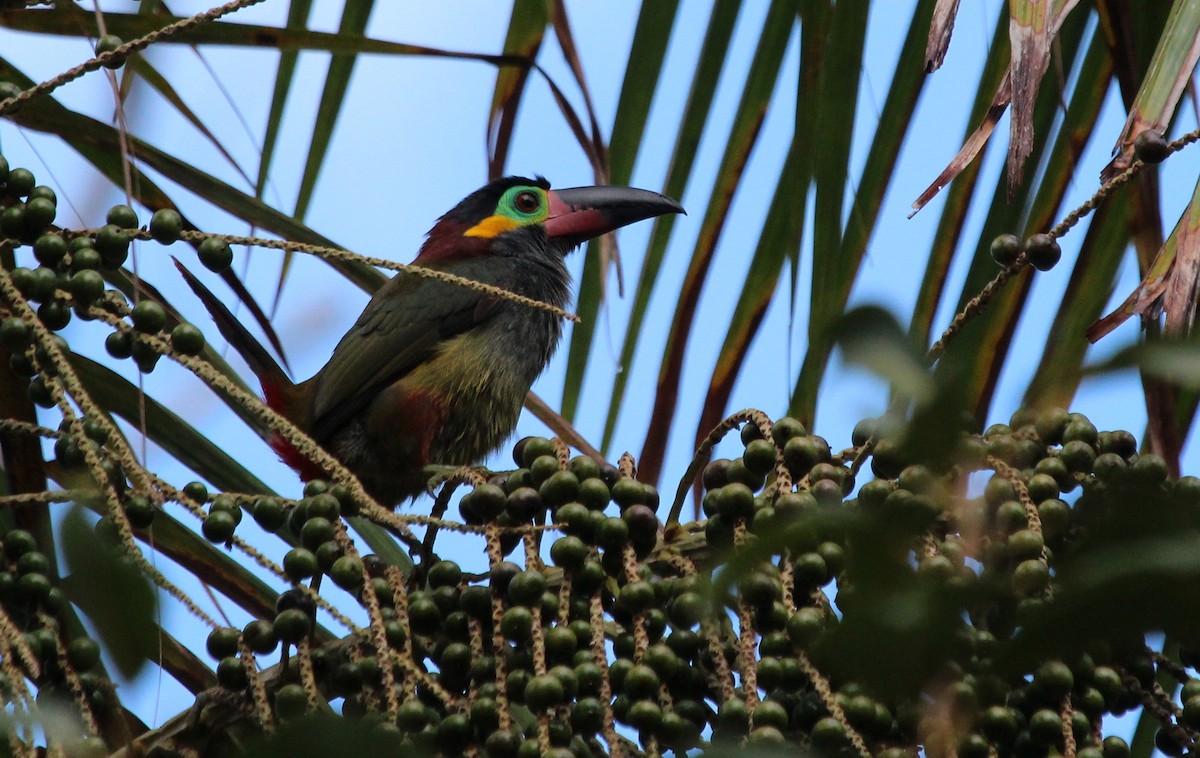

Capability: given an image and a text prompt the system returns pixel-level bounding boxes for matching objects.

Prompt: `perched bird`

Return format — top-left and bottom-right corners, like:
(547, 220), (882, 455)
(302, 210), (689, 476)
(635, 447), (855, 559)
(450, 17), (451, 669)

(184, 176), (682, 504)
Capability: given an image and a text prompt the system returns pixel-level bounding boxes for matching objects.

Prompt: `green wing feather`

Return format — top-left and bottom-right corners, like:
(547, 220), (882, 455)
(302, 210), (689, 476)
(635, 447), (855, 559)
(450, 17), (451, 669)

(310, 261), (502, 440)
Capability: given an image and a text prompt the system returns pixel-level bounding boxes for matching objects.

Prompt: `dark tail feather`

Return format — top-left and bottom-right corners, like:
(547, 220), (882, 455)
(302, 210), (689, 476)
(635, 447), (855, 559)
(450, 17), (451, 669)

(173, 258), (292, 397)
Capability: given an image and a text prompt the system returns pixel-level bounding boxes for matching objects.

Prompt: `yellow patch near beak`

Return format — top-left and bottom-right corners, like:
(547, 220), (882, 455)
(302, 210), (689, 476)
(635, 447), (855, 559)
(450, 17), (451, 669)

(464, 214), (521, 238)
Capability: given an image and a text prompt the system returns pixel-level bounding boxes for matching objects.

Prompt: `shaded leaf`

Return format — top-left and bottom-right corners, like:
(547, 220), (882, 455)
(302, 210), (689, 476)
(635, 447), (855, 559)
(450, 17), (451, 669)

(833, 306), (934, 403)
(585, 0), (739, 443)
(639, 0), (798, 484)
(487, 0), (549, 178)
(1088, 173), (1200, 341)
(1101, 0), (1200, 182)
(61, 506), (157, 679)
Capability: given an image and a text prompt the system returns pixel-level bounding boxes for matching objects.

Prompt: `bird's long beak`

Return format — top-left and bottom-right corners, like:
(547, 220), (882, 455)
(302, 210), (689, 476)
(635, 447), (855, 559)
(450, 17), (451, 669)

(545, 185), (684, 247)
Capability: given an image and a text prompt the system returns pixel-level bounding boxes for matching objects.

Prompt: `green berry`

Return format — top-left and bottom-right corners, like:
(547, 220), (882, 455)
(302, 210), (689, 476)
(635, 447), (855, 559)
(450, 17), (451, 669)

(70, 269), (105, 304)
(170, 323), (205, 355)
(130, 300), (167, 333)
(195, 237), (232, 272)
(32, 234), (67, 270)
(95, 35), (125, 68)
(24, 197), (55, 231)
(149, 209), (183, 244)
(6, 168), (35, 198)
(94, 225), (129, 268)
(106, 204), (138, 229)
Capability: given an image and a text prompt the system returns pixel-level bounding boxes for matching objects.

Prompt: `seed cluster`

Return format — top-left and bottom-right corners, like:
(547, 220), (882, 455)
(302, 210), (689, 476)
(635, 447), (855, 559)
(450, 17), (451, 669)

(5, 392), (1200, 757)
(0, 143), (1198, 756)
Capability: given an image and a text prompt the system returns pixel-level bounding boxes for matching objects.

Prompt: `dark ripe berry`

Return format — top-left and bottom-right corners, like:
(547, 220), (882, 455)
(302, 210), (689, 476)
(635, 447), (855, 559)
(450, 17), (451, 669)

(149, 209), (183, 244)
(197, 237), (233, 272)
(66, 637), (101, 670)
(130, 300), (167, 333)
(740, 420), (765, 445)
(38, 301), (70, 331)
(123, 495), (155, 529)
(0, 317), (31, 351)
(464, 483), (506, 520)
(489, 560), (521, 594)
(206, 627), (240, 660)
(622, 502), (658, 535)
(1025, 233), (1061, 271)
(183, 480), (208, 503)
(105, 330), (133, 359)
(1156, 729), (1187, 758)
(990, 233), (1023, 266)
(1133, 129), (1169, 164)
(28, 377), (54, 408)
(702, 458), (731, 490)
(6, 167), (34, 198)
(106, 204), (138, 230)
(95, 35), (125, 67)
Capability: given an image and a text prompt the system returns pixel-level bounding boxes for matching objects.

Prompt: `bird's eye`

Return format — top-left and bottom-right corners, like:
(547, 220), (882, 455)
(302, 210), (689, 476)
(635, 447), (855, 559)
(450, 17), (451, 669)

(514, 190), (540, 213)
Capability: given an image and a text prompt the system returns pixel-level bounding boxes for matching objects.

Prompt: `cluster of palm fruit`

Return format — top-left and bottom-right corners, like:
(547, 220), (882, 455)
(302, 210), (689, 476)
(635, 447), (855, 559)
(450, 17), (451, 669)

(9, 399), (1200, 757)
(0, 154), (229, 384)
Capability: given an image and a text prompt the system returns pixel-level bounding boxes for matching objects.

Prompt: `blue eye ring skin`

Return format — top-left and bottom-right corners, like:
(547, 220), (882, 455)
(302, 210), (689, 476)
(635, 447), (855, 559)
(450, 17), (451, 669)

(498, 186), (548, 222)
